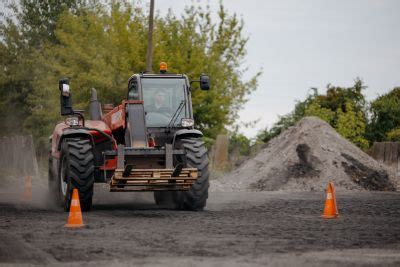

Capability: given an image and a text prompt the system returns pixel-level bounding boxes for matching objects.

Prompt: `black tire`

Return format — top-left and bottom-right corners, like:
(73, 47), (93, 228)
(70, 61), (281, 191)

(154, 138), (209, 211)
(58, 138), (94, 211)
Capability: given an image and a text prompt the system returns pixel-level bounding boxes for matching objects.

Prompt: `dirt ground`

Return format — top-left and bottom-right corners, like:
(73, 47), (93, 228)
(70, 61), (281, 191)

(1, 185), (400, 266)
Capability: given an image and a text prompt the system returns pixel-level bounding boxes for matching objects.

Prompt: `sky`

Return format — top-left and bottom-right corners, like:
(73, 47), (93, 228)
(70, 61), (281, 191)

(152, 0), (400, 137)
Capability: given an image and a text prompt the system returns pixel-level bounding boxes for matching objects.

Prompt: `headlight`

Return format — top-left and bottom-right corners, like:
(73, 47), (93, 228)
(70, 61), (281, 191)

(181, 118), (194, 127)
(62, 84), (70, 96)
(65, 116), (79, 126)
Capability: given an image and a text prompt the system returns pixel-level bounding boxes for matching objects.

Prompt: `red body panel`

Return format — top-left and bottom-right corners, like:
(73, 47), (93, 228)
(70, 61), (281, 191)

(51, 100), (143, 172)
(102, 104), (125, 131)
(51, 120), (112, 159)
(101, 100), (144, 131)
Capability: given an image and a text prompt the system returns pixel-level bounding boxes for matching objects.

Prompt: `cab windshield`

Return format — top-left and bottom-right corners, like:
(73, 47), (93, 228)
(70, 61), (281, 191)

(142, 78), (187, 127)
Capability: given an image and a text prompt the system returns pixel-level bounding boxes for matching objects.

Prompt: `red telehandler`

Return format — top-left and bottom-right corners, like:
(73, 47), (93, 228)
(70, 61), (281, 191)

(48, 63), (210, 211)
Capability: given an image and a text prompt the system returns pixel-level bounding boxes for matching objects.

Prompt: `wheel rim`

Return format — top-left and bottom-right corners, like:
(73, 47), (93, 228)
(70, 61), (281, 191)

(60, 156), (68, 197)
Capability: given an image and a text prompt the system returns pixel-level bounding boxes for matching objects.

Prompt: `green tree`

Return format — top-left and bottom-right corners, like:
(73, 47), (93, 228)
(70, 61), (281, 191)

(386, 128), (400, 142)
(0, 0), (81, 137)
(229, 133), (251, 156)
(21, 2), (260, 147)
(367, 87), (400, 142)
(304, 100), (335, 124)
(256, 80), (369, 148)
(0, 18), (36, 136)
(318, 78), (366, 116)
(153, 4), (260, 137)
(336, 102), (369, 149)
(12, 0), (81, 47)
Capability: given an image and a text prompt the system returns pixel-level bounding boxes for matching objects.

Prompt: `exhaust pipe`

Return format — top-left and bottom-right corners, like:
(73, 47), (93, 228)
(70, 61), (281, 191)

(90, 88), (102, 120)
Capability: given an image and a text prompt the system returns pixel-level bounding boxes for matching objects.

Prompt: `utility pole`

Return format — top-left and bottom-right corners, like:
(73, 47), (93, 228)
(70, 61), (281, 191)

(145, 0), (155, 73)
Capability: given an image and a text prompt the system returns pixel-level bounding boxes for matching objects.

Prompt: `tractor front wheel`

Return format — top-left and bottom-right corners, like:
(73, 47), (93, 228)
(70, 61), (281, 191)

(154, 138), (209, 211)
(58, 138), (94, 211)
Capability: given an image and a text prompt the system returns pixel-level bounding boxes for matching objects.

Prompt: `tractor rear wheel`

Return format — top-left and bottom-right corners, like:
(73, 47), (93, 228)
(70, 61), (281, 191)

(58, 138), (94, 211)
(154, 138), (209, 210)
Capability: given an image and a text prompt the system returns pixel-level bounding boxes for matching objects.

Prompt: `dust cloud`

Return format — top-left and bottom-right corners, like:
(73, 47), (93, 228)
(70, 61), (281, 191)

(0, 135), (56, 209)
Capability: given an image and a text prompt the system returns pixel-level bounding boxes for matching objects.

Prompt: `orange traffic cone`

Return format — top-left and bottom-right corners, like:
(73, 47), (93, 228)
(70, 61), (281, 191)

(321, 182), (339, 219)
(65, 188), (85, 228)
(21, 175), (32, 203)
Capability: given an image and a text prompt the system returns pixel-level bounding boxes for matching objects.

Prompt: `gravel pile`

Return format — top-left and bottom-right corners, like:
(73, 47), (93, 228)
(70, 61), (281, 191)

(211, 116), (397, 192)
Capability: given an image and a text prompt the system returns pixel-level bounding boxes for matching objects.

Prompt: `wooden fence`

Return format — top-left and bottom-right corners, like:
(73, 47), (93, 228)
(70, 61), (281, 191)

(209, 134), (229, 171)
(368, 142), (400, 178)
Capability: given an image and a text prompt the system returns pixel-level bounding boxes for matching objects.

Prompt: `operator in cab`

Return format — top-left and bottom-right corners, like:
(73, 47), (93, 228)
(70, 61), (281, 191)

(148, 90), (171, 114)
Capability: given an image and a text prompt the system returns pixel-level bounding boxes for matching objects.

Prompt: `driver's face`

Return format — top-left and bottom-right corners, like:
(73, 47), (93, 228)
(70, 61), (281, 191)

(155, 92), (166, 107)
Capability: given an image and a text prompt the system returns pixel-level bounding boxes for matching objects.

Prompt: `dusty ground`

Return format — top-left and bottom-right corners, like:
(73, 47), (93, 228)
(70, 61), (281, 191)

(1, 185), (400, 266)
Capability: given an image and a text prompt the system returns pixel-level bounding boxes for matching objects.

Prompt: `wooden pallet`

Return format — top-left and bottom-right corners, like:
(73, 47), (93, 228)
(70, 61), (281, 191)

(109, 168), (198, 192)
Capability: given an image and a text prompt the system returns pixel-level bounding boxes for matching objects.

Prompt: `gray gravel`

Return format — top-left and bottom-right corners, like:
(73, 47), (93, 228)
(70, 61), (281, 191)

(212, 117), (397, 192)
(1, 185), (400, 266)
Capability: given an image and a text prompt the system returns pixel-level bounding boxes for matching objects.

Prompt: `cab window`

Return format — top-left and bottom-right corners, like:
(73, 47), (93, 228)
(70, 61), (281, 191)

(142, 78), (187, 127)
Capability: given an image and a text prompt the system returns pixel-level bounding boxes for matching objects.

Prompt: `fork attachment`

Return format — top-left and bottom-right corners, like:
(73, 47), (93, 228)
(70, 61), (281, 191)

(109, 168), (198, 192)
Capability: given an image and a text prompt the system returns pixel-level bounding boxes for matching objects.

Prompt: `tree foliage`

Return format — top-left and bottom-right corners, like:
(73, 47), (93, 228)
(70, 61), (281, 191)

(12, 0), (81, 47)
(257, 79), (370, 148)
(257, 82), (400, 149)
(1, 1), (260, 148)
(317, 79), (366, 116)
(0, 0), (80, 137)
(367, 87), (400, 142)
(304, 101), (335, 124)
(229, 133), (251, 156)
(386, 127), (400, 142)
(336, 102), (369, 149)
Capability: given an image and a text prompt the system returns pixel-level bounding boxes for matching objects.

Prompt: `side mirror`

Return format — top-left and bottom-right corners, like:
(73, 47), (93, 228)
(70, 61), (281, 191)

(200, 74), (210, 90)
(59, 78), (73, 115)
